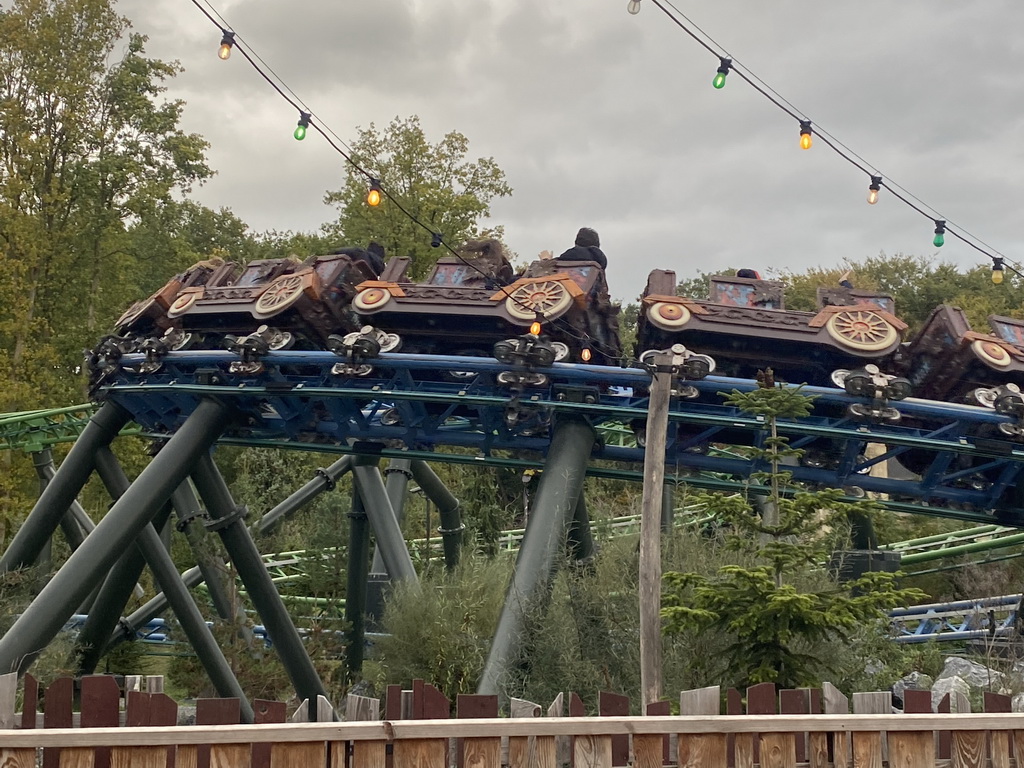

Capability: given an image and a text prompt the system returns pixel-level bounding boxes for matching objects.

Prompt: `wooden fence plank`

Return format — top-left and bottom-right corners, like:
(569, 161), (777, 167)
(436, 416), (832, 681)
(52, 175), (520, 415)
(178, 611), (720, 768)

(853, 691), (890, 768)
(760, 732), (796, 768)
(984, 692), (1012, 768)
(195, 698), (241, 768)
(937, 693), (951, 760)
(208, 744), (249, 768)
(112, 746), (166, 768)
(58, 748), (95, 768)
(345, 695), (380, 722)
(952, 731), (987, 768)
(598, 691), (629, 766)
(550, 694), (569, 768)
(462, 737), (501, 768)
(645, 700), (671, 766)
(851, 732), (883, 768)
(43, 677), (75, 768)
(632, 734), (664, 768)
(21, 673), (38, 730)
(822, 682), (849, 768)
(535, 736), (556, 768)
(573, 735), (611, 768)
(456, 694), (498, 768)
(889, 732), (934, 768)
(0, 749), (36, 768)
(252, 700), (287, 768)
(347, 741), (386, 768)
(175, 745), (199, 768)
(780, 689), (810, 763)
(0, 672), (16, 729)
(80, 676), (121, 768)
(394, 739), (445, 768)
(680, 686), (724, 768)
(270, 742), (325, 768)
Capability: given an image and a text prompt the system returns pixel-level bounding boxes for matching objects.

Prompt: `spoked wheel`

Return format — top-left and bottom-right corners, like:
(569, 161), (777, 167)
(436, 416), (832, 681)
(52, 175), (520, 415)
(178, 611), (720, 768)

(254, 275), (306, 317)
(505, 279), (572, 320)
(825, 309), (898, 351)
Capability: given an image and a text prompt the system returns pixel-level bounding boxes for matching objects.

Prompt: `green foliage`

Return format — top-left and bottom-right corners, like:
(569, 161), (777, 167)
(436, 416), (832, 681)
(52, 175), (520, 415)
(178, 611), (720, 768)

(662, 383), (925, 688)
(324, 115), (512, 280)
(366, 557), (509, 704)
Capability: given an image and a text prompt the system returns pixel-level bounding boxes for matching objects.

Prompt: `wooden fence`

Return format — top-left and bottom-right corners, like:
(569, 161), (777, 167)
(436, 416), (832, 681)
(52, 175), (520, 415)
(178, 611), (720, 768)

(0, 672), (1019, 768)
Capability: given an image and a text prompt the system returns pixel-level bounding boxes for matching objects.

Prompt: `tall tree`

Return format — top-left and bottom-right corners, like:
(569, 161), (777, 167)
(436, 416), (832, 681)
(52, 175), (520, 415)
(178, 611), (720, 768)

(324, 115), (512, 280)
(661, 383), (924, 688)
(0, 0), (212, 410)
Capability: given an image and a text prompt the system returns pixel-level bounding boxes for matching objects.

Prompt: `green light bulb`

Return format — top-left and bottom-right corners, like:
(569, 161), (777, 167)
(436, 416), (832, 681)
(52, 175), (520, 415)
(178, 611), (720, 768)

(293, 124), (307, 141)
(933, 232), (944, 247)
(713, 72), (727, 89)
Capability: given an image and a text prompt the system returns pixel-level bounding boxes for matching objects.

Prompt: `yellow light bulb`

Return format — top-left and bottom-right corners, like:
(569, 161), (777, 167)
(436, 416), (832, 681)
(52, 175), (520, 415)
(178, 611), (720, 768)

(529, 321), (542, 335)
(218, 43), (232, 60)
(993, 268), (1005, 285)
(366, 188), (381, 207)
(800, 132), (812, 150)
(867, 188), (879, 205)
(581, 348), (592, 362)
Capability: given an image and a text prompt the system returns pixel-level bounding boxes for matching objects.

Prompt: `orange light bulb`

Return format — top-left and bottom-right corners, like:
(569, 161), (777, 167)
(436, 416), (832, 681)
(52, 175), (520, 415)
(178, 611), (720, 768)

(529, 321), (542, 335)
(366, 188), (381, 206)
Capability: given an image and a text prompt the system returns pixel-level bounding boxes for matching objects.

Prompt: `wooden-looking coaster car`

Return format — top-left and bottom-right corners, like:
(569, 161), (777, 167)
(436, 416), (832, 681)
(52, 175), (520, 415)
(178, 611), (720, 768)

(162, 253), (376, 350)
(113, 258), (239, 337)
(636, 269), (906, 387)
(352, 246), (621, 367)
(896, 305), (1024, 405)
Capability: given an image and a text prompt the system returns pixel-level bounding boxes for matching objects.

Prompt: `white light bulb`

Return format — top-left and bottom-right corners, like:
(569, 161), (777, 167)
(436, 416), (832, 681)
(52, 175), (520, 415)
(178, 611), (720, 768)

(627, 0), (641, 14)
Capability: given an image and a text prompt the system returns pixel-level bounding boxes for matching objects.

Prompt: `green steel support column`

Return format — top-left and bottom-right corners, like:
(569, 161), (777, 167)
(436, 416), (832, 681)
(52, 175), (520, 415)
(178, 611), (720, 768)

(171, 482), (234, 620)
(345, 488), (370, 677)
(1, 402), (130, 574)
(31, 448), (92, 553)
(477, 415), (596, 697)
(191, 452), (331, 714)
(106, 566), (205, 651)
(369, 459), (412, 574)
(76, 503), (172, 675)
(351, 459), (417, 584)
(0, 399), (231, 676)
(410, 460), (463, 570)
(566, 492), (596, 563)
(92, 443), (252, 720)
(254, 455), (353, 536)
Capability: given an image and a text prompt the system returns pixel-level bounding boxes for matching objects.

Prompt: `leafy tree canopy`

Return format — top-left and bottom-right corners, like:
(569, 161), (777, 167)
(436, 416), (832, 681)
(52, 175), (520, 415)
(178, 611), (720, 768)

(323, 115), (512, 280)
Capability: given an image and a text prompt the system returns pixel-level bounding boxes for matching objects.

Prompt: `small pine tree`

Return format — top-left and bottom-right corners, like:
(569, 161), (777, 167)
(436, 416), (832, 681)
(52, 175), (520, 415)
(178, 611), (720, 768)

(661, 376), (925, 688)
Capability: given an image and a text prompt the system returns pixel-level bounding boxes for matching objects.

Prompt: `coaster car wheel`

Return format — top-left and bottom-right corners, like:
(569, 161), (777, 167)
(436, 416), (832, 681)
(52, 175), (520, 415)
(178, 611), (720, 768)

(825, 309), (898, 352)
(972, 339), (1012, 368)
(254, 274), (306, 318)
(167, 291), (200, 318)
(505, 279), (572, 320)
(647, 301), (691, 331)
(353, 287), (392, 312)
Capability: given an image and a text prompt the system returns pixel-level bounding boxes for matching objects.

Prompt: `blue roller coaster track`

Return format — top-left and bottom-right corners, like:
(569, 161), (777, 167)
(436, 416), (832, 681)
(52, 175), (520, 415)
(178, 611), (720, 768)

(93, 348), (1024, 524)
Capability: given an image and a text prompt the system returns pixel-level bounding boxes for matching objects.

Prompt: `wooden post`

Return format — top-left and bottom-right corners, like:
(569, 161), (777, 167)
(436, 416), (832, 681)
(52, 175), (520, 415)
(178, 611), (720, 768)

(640, 352), (671, 708)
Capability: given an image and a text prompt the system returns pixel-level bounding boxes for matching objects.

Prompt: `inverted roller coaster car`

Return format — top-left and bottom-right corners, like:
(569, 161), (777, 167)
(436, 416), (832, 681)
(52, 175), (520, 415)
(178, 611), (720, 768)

(350, 240), (621, 374)
(637, 269), (907, 388)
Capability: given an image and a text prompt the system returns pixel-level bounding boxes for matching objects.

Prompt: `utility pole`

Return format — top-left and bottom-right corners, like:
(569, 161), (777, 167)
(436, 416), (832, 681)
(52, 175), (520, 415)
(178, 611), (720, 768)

(639, 351), (673, 709)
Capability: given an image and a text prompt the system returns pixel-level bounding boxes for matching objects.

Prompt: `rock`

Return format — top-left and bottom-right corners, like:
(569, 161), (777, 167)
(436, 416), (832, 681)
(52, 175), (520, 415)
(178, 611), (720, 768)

(1013, 693), (1024, 713)
(932, 675), (971, 712)
(937, 656), (1003, 689)
(892, 671), (934, 707)
(177, 705), (197, 726)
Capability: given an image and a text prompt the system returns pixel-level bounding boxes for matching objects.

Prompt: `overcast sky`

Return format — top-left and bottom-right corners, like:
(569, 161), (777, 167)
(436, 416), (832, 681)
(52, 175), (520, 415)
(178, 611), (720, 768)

(115, 0), (1024, 304)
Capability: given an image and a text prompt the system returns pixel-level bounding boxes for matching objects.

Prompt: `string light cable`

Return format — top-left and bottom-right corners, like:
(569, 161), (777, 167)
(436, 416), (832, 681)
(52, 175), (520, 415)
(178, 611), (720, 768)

(187, 0), (625, 363)
(643, 0), (1014, 277)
